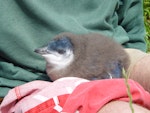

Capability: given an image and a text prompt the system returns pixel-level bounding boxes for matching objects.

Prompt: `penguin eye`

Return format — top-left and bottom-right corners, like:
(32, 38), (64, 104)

(57, 49), (66, 54)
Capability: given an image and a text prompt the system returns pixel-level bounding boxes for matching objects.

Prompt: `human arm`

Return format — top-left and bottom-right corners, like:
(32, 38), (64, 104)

(98, 101), (150, 113)
(126, 49), (150, 92)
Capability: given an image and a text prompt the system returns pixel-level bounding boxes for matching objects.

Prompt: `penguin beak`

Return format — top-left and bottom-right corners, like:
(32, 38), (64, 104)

(34, 46), (51, 55)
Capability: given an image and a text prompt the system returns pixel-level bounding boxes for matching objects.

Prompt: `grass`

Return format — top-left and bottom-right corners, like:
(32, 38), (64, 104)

(123, 68), (134, 113)
(144, 0), (150, 52)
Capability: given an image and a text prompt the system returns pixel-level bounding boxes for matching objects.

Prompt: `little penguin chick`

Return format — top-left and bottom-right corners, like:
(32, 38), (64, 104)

(34, 32), (130, 81)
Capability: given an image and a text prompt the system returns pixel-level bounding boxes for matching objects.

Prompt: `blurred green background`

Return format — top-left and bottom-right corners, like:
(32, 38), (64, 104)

(144, 0), (150, 52)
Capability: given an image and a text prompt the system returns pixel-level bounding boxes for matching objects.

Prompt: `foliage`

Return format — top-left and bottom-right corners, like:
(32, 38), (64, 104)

(143, 0), (150, 52)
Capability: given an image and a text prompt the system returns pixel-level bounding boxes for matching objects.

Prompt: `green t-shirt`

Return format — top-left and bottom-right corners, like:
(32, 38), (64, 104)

(0, 0), (146, 97)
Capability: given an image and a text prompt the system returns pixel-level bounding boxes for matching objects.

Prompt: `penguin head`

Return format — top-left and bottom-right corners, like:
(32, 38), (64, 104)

(35, 36), (74, 70)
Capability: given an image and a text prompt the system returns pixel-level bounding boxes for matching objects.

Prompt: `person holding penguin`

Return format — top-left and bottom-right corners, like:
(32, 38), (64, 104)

(0, 0), (150, 112)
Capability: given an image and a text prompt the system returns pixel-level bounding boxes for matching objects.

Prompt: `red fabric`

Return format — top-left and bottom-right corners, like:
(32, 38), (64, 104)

(26, 94), (69, 113)
(1, 78), (150, 113)
(62, 79), (150, 113)
(0, 77), (88, 113)
(23, 79), (150, 113)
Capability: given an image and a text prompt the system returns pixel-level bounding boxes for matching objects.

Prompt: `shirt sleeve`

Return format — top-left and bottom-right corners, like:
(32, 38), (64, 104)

(117, 0), (146, 52)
